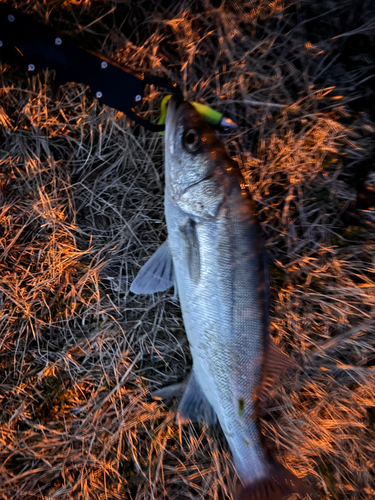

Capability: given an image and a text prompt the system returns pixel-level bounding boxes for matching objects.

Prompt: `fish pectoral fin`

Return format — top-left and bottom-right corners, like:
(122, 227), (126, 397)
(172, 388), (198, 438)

(180, 219), (200, 285)
(260, 339), (298, 395)
(130, 240), (175, 294)
(177, 373), (217, 425)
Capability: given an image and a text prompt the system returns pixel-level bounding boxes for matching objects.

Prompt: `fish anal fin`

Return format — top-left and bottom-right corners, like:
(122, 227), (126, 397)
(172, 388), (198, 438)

(235, 461), (311, 500)
(177, 373), (217, 425)
(130, 240), (174, 294)
(151, 382), (186, 401)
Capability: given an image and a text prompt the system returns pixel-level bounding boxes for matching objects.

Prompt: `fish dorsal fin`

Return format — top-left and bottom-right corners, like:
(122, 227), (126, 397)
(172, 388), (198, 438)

(130, 240), (174, 294)
(260, 340), (298, 397)
(180, 220), (200, 285)
(177, 372), (217, 425)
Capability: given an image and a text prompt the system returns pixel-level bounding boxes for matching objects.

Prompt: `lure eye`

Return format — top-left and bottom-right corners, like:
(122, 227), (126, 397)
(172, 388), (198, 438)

(184, 129), (200, 151)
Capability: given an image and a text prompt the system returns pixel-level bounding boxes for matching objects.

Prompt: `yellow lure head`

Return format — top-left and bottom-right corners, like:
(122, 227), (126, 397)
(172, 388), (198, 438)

(157, 95), (235, 135)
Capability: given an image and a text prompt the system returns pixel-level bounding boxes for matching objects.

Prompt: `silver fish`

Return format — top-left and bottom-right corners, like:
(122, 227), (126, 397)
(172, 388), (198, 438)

(131, 96), (309, 500)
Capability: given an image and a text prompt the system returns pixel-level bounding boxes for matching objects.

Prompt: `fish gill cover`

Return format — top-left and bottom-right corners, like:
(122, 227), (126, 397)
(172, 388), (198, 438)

(0, 0), (375, 499)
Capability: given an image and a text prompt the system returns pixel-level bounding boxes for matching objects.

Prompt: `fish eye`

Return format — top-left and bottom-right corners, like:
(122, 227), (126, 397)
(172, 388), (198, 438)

(184, 129), (200, 151)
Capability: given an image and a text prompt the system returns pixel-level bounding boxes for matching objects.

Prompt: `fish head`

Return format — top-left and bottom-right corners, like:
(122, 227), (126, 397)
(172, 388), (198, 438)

(165, 96), (233, 217)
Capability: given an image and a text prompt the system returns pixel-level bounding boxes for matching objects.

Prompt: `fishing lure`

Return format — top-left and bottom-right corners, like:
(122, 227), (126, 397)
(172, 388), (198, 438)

(0, 4), (180, 131)
(157, 95), (236, 134)
(0, 5), (236, 132)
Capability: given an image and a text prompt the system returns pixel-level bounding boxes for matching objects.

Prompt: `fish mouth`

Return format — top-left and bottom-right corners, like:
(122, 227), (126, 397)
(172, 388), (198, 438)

(165, 95), (184, 127)
(169, 94), (184, 112)
(165, 94), (184, 153)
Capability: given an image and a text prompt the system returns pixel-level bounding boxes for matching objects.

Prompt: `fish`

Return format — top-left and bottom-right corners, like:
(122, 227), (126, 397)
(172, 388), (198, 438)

(131, 95), (310, 500)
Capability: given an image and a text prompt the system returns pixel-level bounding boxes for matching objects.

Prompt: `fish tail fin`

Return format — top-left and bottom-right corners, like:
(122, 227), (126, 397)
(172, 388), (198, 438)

(235, 460), (311, 500)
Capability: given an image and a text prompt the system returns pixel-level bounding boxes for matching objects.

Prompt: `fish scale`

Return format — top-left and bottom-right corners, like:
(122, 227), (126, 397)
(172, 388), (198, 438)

(165, 175), (269, 482)
(131, 96), (310, 499)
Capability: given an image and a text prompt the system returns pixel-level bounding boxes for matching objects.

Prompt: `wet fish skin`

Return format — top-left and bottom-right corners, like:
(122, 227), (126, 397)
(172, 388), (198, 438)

(131, 96), (310, 499)
(165, 97), (269, 481)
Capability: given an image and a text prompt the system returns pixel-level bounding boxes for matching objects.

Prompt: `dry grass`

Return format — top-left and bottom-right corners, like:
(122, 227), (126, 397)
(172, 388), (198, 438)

(1, 0), (375, 498)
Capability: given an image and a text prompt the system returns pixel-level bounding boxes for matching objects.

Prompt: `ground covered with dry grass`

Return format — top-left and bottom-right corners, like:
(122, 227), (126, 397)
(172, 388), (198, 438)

(1, 0), (375, 498)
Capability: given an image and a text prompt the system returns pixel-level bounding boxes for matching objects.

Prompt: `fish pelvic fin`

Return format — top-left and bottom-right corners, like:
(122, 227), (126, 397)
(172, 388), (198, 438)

(235, 461), (311, 500)
(130, 240), (174, 294)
